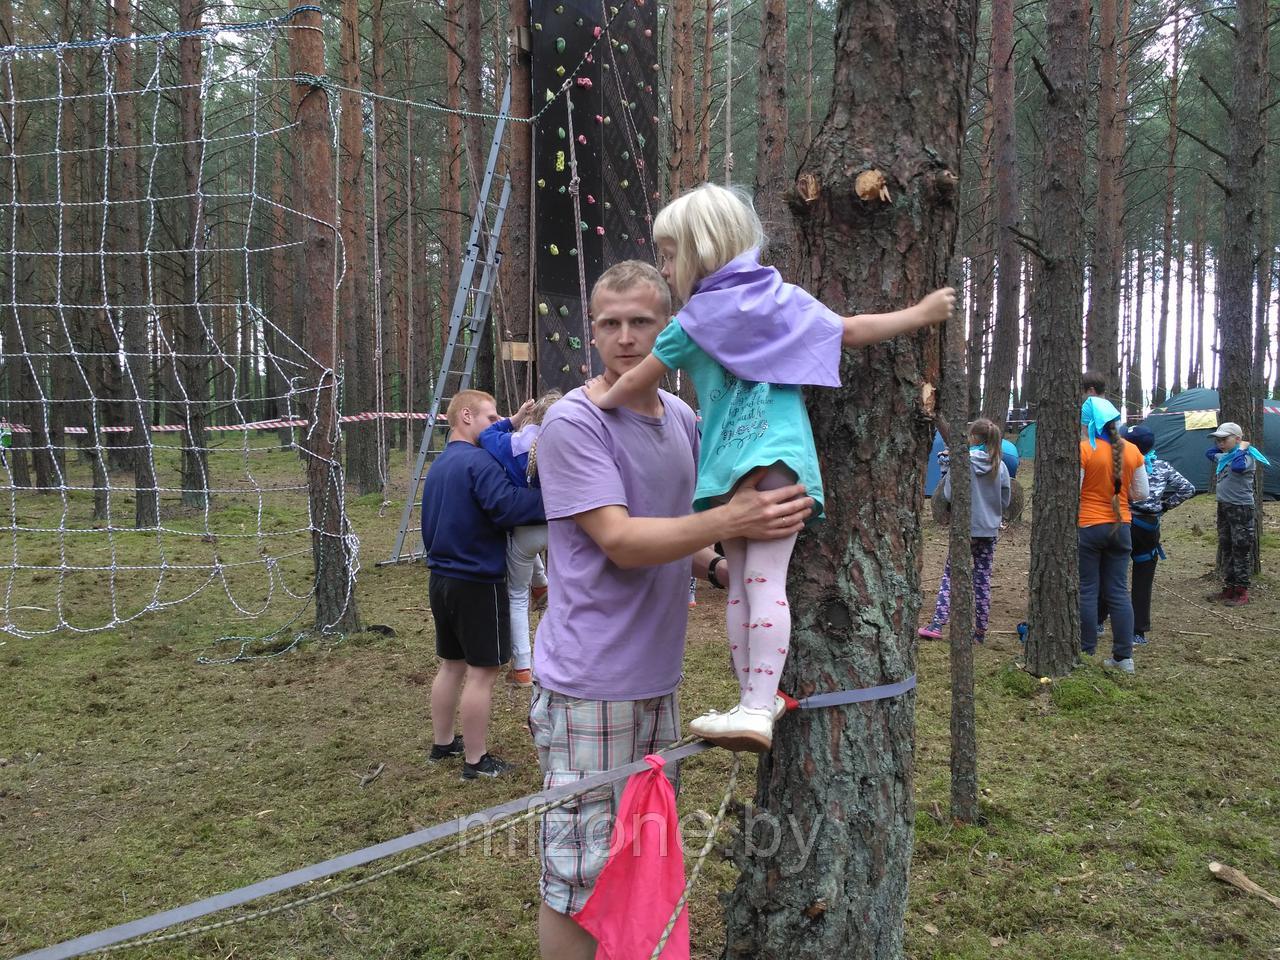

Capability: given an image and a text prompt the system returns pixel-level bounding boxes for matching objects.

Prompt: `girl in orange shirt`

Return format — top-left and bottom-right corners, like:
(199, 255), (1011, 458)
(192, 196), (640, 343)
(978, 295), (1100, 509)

(1078, 397), (1149, 672)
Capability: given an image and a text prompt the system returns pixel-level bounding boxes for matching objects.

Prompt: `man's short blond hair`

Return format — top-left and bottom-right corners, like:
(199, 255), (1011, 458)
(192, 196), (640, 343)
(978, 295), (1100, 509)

(590, 259), (672, 317)
(446, 389), (496, 427)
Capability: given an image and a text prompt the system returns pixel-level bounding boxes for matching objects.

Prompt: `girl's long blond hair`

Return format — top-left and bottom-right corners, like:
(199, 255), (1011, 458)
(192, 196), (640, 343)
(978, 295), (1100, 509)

(652, 183), (765, 303)
(524, 390), (562, 484)
(969, 418), (1002, 483)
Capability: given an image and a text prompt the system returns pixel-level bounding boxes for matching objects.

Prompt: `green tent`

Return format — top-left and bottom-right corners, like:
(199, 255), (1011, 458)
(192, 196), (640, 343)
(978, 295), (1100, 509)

(1015, 421), (1036, 461)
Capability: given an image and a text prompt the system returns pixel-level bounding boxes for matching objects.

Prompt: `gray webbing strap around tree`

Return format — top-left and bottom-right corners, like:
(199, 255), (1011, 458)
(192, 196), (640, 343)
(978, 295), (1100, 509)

(15, 740), (712, 960)
(792, 674), (917, 711)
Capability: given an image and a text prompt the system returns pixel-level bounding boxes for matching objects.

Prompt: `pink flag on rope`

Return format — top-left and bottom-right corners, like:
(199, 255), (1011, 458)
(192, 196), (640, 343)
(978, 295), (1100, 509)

(573, 754), (689, 960)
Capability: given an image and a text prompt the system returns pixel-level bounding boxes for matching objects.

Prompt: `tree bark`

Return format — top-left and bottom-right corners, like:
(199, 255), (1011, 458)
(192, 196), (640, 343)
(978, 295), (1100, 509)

(110, 0), (158, 525)
(1190, 191), (1204, 389)
(1084, 0), (1121, 390)
(968, 45), (997, 420)
(697, 0), (715, 184)
(754, 0), (790, 269)
(440, 0), (463, 379)
(461, 0), (495, 396)
(670, 0), (695, 194)
(722, 1), (976, 955)
(981, 0), (1019, 427)
(338, 0), (380, 494)
(1217, 0), (1264, 441)
(944, 281), (977, 824)
(503, 0), (534, 393)
(1153, 5), (1178, 406)
(289, 9), (361, 633)
(1125, 245), (1145, 415)
(177, 0), (209, 508)
(1173, 226), (1184, 395)
(371, 0), (400, 451)
(1023, 0), (1088, 680)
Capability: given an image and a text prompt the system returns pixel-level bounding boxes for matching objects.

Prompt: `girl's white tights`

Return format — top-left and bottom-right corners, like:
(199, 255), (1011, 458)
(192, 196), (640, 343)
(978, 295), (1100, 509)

(721, 532), (798, 712)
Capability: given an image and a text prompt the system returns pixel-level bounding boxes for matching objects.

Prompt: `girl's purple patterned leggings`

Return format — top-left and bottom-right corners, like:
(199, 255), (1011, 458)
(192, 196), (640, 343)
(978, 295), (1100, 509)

(931, 537), (996, 634)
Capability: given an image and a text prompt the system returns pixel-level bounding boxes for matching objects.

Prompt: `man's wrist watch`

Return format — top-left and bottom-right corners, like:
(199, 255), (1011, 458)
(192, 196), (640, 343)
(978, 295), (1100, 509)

(707, 555), (726, 589)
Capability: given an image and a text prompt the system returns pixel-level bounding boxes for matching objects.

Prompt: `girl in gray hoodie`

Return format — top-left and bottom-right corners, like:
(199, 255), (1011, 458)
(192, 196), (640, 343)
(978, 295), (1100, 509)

(919, 419), (1012, 643)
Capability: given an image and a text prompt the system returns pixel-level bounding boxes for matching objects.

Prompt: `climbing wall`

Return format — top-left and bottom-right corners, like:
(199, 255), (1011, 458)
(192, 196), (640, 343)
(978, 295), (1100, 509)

(530, 0), (661, 394)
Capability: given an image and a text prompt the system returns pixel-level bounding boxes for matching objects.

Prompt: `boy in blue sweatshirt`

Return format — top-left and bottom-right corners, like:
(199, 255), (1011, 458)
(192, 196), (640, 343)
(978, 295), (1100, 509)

(422, 389), (545, 779)
(1205, 421), (1265, 607)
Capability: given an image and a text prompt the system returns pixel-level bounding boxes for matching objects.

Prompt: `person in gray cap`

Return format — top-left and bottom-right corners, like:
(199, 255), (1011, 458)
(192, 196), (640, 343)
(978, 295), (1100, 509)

(1204, 421), (1267, 606)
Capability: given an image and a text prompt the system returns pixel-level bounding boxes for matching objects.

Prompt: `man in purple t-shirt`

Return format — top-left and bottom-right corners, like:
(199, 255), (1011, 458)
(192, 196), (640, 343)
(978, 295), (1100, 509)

(530, 260), (813, 959)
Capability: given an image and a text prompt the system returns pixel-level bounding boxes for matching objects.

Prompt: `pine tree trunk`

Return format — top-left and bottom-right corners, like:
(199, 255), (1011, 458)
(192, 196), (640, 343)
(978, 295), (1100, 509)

(697, 0), (714, 183)
(1023, 0), (1088, 680)
(270, 128), (295, 449)
(111, 0), (158, 525)
(177, 0), (208, 508)
(804, 0), (814, 152)
(372, 0), (400, 451)
(1085, 0), (1121, 390)
(1189, 195), (1204, 389)
(289, 9), (361, 633)
(1217, 0), (1264, 439)
(504, 0), (534, 393)
(722, 1), (976, 954)
(754, 0), (789, 268)
(670, 0), (695, 194)
(462, 0), (495, 396)
(1126, 245), (1145, 414)
(981, 0), (1019, 427)
(968, 48), (997, 420)
(1173, 230), (1184, 395)
(1153, 6), (1178, 406)
(441, 0), (463, 382)
(1, 0), (32, 488)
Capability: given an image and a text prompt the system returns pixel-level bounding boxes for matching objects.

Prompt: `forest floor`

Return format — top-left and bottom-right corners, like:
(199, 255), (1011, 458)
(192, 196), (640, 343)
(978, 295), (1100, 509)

(1, 444), (1278, 959)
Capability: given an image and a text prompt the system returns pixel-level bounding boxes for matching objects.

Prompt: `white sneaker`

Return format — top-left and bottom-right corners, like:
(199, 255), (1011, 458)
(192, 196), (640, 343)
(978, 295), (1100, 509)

(773, 695), (787, 721)
(1103, 657), (1135, 674)
(688, 704), (774, 752)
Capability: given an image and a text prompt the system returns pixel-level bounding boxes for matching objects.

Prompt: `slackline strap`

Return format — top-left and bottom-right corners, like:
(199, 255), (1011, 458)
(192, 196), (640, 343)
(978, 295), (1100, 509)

(16, 741), (712, 960)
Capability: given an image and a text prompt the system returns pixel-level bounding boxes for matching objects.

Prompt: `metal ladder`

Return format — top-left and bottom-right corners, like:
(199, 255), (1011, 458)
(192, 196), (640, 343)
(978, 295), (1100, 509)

(382, 82), (513, 565)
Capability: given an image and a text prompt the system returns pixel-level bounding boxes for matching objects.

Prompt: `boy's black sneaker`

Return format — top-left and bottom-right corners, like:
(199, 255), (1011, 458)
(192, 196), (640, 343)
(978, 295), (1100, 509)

(428, 735), (465, 762)
(461, 753), (516, 780)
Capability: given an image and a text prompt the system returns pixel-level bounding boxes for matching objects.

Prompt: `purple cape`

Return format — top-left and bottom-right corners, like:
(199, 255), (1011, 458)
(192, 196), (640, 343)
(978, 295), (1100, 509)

(675, 248), (843, 387)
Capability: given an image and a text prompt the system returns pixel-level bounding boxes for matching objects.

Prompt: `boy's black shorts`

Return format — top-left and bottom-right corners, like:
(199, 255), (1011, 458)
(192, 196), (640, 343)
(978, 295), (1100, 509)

(428, 572), (512, 667)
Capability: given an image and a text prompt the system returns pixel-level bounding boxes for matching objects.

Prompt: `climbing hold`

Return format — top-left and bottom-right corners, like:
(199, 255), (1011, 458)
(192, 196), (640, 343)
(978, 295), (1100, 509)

(556, 37), (566, 53)
(534, 21), (542, 30)
(538, 302), (549, 316)
(545, 88), (556, 102)
(580, 220), (589, 231)
(577, 134), (587, 145)
(595, 114), (604, 123)
(558, 126), (566, 139)
(576, 77), (593, 89)
(536, 177), (546, 188)
(561, 364), (571, 373)
(636, 133), (645, 147)
(637, 237), (646, 245)
(604, 201), (612, 209)
(586, 194), (596, 204)
(593, 25), (602, 37)
(628, 209), (636, 217)
(558, 304), (570, 316)
(645, 84), (652, 93)
(548, 331), (560, 342)
(579, 364), (590, 374)
(628, 101), (636, 110)
(549, 244), (560, 255)
(555, 4), (564, 13)
(644, 28), (652, 37)
(570, 247), (578, 256)
(595, 226), (605, 236)
(610, 6), (618, 14)
(556, 65), (566, 77)
(577, 17), (584, 25)
(621, 233), (629, 241)
(637, 159), (645, 169)
(619, 43), (629, 52)
(555, 151), (565, 172)
(603, 62), (610, 71)
(568, 336), (582, 349)
(558, 185), (566, 193)
(628, 18), (636, 27)
(621, 151), (630, 160)
(603, 115), (612, 124)
(585, 52), (594, 63)
(620, 178), (629, 188)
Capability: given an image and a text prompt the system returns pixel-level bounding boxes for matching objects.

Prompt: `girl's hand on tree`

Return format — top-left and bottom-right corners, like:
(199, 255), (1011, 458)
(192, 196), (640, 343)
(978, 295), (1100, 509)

(917, 287), (956, 327)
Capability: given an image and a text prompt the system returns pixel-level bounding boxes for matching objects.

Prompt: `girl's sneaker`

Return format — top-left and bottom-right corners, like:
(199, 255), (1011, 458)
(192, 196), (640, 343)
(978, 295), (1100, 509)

(973, 632), (986, 645)
(689, 704), (774, 753)
(917, 621), (944, 640)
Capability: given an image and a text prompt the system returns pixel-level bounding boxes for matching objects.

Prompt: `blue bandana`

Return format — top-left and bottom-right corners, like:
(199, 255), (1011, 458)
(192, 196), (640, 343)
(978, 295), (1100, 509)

(1081, 397), (1122, 449)
(1144, 449), (1158, 475)
(1215, 444), (1272, 475)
